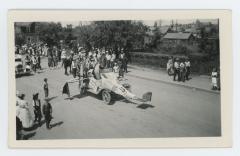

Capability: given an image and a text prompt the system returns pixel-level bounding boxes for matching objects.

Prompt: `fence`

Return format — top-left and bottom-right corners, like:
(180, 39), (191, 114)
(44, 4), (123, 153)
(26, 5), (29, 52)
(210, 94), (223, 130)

(129, 52), (220, 75)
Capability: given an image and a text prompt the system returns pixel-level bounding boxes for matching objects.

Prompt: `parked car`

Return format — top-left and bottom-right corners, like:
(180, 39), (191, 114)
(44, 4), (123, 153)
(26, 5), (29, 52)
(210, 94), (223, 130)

(15, 55), (31, 77)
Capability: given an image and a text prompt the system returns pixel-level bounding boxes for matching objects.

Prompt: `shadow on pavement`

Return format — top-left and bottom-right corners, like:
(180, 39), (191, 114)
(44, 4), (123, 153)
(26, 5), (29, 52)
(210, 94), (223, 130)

(69, 92), (99, 100)
(50, 121), (64, 128)
(23, 132), (36, 140)
(47, 96), (58, 102)
(24, 120), (46, 131)
(16, 73), (35, 79)
(137, 104), (155, 109)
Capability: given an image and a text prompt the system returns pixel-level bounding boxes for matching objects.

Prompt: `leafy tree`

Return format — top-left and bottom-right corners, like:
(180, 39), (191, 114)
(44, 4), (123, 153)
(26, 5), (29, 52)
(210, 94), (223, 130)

(74, 20), (148, 53)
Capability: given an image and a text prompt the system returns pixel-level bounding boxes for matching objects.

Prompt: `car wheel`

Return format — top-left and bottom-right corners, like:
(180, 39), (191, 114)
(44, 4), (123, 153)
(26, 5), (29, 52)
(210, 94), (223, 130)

(102, 89), (111, 104)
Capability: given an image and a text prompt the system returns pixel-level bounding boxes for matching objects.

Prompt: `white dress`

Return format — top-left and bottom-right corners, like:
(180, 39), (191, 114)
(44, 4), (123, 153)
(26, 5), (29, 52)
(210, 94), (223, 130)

(16, 97), (33, 128)
(211, 72), (217, 85)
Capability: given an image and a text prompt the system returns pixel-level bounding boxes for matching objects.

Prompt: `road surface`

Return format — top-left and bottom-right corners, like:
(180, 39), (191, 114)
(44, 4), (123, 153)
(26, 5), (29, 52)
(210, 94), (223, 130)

(16, 57), (221, 139)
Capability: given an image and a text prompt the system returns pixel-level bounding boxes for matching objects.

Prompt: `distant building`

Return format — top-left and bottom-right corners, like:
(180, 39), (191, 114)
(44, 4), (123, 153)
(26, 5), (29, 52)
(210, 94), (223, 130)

(162, 32), (195, 45)
(15, 22), (40, 45)
(159, 26), (171, 35)
(144, 25), (171, 46)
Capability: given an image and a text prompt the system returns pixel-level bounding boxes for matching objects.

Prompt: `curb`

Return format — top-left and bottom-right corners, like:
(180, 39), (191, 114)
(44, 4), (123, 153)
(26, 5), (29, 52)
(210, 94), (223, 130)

(127, 73), (220, 95)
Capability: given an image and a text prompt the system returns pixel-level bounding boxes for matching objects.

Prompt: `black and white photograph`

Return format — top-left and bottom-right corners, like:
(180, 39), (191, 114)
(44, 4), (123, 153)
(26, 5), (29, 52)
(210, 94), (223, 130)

(8, 10), (232, 148)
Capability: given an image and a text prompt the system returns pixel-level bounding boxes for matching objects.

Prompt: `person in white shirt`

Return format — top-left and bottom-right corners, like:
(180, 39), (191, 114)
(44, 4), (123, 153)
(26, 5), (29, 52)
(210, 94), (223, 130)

(71, 58), (77, 78)
(32, 55), (37, 73)
(185, 58), (191, 80)
(110, 52), (116, 68)
(61, 48), (67, 67)
(173, 58), (180, 81)
(179, 61), (186, 82)
(105, 51), (111, 68)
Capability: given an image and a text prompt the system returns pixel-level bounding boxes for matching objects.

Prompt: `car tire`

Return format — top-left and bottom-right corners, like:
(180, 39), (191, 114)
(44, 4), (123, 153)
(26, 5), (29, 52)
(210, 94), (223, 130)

(102, 89), (111, 104)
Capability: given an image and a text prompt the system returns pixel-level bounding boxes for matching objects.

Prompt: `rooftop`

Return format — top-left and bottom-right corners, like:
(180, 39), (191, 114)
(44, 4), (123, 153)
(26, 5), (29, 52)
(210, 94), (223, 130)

(163, 32), (193, 40)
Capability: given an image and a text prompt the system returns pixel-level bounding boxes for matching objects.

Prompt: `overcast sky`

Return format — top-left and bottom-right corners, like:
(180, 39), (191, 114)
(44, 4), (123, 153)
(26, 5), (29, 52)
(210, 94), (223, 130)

(60, 19), (218, 27)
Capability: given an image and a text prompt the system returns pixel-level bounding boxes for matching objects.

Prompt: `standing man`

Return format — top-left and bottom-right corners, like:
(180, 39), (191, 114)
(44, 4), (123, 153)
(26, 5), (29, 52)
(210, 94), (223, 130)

(43, 78), (49, 98)
(42, 99), (52, 129)
(185, 58), (191, 80)
(32, 93), (42, 126)
(71, 56), (77, 78)
(37, 54), (41, 70)
(173, 58), (180, 81)
(179, 61), (186, 82)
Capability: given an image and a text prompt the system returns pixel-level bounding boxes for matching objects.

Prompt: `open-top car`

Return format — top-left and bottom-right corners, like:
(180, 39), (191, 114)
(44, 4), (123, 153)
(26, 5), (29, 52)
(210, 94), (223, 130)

(64, 69), (152, 105)
(15, 54), (31, 77)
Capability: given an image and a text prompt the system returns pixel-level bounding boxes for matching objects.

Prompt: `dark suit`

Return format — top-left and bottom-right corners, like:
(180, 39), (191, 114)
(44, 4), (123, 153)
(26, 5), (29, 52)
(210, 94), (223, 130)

(42, 102), (52, 129)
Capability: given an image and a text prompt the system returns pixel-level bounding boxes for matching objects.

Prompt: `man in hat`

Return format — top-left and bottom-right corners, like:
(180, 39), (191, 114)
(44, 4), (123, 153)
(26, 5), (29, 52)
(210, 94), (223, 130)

(42, 99), (52, 129)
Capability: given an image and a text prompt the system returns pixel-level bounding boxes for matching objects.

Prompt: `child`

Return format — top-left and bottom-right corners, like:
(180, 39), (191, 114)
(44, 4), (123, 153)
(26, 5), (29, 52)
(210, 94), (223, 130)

(211, 68), (218, 90)
(118, 60), (124, 78)
(113, 62), (119, 73)
(43, 78), (49, 98)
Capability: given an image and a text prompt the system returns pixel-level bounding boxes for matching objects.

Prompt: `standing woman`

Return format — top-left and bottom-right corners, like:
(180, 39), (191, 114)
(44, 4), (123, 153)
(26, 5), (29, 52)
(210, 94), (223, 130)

(16, 92), (34, 129)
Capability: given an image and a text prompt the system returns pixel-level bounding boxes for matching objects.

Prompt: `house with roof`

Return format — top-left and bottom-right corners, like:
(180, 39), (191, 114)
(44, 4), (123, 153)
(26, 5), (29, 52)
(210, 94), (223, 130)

(144, 25), (171, 47)
(162, 32), (195, 45)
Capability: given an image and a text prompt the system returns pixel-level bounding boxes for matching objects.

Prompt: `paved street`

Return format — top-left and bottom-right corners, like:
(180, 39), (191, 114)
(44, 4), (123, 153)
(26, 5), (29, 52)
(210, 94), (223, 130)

(16, 57), (221, 140)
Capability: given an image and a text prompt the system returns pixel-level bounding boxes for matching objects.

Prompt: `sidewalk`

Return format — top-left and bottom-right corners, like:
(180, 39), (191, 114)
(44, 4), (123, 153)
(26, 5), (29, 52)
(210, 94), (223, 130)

(127, 64), (220, 94)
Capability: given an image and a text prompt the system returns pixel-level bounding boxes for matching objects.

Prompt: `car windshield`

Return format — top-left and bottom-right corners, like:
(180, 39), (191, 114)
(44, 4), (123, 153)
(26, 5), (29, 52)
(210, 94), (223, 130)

(15, 58), (22, 62)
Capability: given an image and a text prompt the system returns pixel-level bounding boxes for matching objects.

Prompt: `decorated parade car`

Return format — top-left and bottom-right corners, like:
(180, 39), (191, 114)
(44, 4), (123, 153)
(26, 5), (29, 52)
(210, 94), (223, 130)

(64, 69), (152, 105)
(15, 54), (31, 77)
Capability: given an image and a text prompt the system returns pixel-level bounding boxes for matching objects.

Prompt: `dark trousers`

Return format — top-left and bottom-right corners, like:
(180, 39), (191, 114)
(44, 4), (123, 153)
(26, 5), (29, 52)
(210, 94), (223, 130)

(37, 63), (41, 70)
(32, 64), (37, 72)
(44, 115), (51, 129)
(44, 89), (49, 98)
(123, 63), (128, 73)
(106, 60), (110, 68)
(34, 109), (42, 124)
(119, 68), (124, 77)
(173, 69), (180, 81)
(180, 71), (186, 82)
(186, 67), (190, 80)
(72, 68), (77, 78)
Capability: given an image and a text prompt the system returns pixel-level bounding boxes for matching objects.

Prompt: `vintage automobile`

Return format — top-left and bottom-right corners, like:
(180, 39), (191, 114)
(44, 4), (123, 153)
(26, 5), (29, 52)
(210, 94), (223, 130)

(15, 54), (31, 76)
(65, 69), (152, 105)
